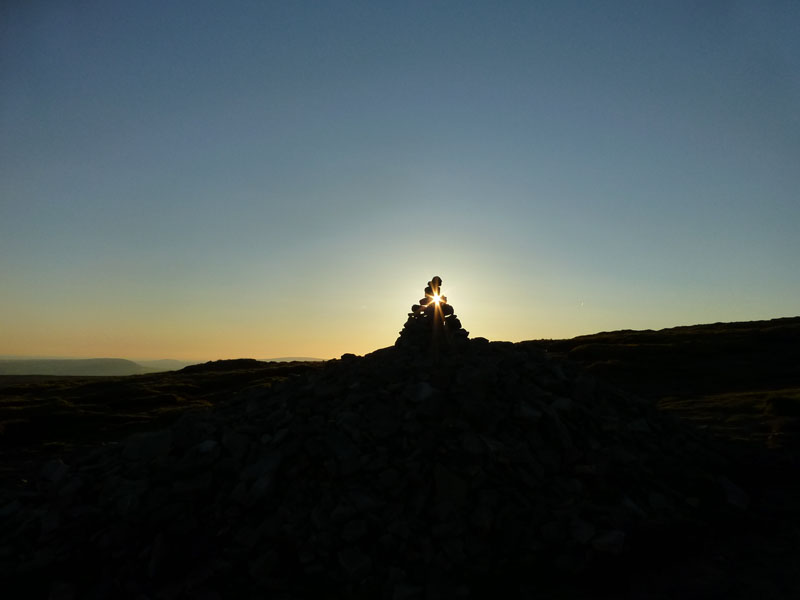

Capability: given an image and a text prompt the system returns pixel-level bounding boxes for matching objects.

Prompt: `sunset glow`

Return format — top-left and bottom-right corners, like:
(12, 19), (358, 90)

(1, 2), (798, 361)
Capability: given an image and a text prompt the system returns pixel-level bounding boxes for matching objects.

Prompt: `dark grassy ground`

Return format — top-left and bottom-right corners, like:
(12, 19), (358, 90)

(525, 316), (800, 598)
(524, 316), (800, 449)
(0, 359), (321, 485)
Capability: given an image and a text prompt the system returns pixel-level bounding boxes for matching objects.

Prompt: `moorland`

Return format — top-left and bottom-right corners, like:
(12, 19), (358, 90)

(1, 317), (799, 598)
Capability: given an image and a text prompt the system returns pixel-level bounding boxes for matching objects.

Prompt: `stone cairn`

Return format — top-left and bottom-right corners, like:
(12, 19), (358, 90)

(396, 276), (468, 349)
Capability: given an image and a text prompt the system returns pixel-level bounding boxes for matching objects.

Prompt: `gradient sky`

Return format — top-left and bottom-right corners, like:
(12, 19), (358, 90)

(2, 1), (799, 361)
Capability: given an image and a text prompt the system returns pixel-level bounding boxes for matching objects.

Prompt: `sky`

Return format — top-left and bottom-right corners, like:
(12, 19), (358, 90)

(1, 1), (799, 361)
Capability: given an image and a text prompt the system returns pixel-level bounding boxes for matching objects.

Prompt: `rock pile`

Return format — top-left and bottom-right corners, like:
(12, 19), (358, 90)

(396, 276), (468, 350)
(0, 340), (745, 598)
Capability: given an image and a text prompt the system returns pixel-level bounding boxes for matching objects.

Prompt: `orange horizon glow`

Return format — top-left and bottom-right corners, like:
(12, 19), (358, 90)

(2, 272), (797, 363)
(2, 4), (799, 369)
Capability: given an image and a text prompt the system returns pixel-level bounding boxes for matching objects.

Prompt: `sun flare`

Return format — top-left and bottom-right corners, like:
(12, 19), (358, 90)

(432, 294), (441, 304)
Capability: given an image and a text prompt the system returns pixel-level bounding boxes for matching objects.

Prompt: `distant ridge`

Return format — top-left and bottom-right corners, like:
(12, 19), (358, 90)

(260, 356), (325, 362)
(135, 359), (199, 372)
(179, 358), (325, 374)
(0, 358), (148, 377)
(0, 357), (324, 377)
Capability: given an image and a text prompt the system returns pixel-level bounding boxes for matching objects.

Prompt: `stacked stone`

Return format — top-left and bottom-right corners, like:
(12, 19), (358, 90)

(396, 276), (469, 349)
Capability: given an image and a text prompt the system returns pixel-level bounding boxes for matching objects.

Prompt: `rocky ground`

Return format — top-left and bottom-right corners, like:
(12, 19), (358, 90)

(1, 319), (799, 599)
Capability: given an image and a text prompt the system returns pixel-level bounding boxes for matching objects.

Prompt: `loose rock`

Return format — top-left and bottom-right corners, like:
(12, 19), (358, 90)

(0, 287), (744, 598)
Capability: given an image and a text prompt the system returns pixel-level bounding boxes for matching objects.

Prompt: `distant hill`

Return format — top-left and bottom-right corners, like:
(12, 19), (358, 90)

(260, 356), (326, 362)
(0, 356), (323, 376)
(0, 358), (149, 376)
(135, 359), (199, 372)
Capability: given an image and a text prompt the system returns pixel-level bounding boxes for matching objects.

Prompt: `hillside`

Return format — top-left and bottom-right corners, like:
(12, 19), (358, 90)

(1, 319), (799, 598)
(0, 360), (320, 481)
(526, 316), (800, 397)
(525, 316), (800, 450)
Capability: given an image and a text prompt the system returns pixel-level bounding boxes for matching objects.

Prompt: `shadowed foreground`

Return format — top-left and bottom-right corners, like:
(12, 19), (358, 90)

(1, 319), (799, 598)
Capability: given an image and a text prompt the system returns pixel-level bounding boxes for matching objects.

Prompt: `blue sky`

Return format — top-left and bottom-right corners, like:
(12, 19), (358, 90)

(2, 1), (798, 360)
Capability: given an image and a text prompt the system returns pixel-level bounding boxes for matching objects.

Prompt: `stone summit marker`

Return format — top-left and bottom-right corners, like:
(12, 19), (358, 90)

(396, 276), (469, 350)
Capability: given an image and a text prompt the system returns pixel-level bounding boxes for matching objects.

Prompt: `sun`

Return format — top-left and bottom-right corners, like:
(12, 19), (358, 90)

(432, 294), (441, 304)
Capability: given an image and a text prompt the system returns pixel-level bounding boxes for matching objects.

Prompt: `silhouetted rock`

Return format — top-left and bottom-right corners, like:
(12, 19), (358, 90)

(0, 331), (744, 598)
(396, 276), (469, 350)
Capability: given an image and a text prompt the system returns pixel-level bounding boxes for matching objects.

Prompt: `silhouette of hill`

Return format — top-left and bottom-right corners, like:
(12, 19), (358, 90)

(0, 358), (149, 376)
(0, 357), (321, 376)
(526, 316), (800, 397)
(1, 317), (799, 598)
(261, 356), (326, 362)
(136, 359), (199, 372)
